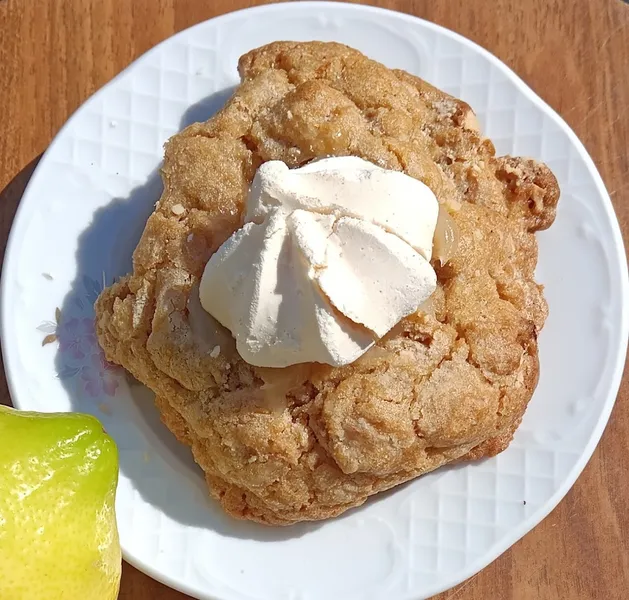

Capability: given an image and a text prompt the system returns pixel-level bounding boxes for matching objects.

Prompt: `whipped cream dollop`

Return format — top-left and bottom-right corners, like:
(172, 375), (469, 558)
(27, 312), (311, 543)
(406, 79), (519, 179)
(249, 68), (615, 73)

(199, 157), (439, 368)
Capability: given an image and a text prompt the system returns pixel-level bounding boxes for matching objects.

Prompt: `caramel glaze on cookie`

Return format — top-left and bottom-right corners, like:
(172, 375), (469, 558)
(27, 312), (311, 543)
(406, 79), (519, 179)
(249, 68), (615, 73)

(96, 42), (559, 525)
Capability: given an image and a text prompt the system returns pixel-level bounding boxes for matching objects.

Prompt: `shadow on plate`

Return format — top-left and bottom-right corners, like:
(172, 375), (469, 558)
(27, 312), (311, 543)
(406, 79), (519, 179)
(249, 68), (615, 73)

(50, 86), (320, 542)
(179, 86), (235, 129)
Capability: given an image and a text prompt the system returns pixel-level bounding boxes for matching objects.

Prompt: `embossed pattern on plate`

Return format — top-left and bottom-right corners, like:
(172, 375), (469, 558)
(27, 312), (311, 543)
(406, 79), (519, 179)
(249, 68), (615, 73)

(1, 3), (627, 599)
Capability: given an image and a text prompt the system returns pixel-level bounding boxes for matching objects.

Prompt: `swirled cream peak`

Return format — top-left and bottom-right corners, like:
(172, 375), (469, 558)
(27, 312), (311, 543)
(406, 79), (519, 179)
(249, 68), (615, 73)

(200, 157), (439, 368)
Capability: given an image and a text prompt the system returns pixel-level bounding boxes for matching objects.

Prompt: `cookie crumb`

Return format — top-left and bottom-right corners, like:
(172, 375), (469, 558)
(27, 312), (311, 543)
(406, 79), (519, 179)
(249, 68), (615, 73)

(42, 334), (57, 346)
(98, 403), (112, 416)
(171, 203), (185, 216)
(210, 345), (221, 358)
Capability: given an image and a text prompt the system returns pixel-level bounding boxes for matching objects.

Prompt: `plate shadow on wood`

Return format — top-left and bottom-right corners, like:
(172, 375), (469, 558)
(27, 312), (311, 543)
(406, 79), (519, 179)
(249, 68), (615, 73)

(0, 155), (43, 408)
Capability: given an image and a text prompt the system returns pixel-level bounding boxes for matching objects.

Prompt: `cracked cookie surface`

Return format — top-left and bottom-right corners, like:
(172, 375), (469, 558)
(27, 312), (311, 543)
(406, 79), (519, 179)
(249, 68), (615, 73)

(95, 42), (559, 525)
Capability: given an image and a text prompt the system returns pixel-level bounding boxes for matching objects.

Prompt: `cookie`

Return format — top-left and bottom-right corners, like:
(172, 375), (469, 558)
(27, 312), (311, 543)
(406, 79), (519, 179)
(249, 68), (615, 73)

(96, 42), (559, 525)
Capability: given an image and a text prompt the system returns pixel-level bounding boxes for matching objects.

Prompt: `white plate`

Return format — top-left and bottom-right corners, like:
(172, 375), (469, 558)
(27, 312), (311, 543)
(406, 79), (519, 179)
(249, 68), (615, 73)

(2, 3), (628, 599)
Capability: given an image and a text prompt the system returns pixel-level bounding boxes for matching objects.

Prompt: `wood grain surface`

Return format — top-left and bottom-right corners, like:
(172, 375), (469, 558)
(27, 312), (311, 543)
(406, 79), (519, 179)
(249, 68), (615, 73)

(1, 0), (628, 598)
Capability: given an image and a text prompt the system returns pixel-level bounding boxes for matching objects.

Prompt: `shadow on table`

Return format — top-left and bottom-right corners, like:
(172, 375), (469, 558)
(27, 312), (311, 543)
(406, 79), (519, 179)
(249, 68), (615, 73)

(49, 86), (330, 541)
(0, 155), (43, 408)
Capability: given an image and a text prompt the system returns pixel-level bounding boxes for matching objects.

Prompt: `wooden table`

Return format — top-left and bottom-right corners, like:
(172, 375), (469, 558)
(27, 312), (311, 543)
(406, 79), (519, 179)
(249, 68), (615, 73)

(1, 0), (628, 597)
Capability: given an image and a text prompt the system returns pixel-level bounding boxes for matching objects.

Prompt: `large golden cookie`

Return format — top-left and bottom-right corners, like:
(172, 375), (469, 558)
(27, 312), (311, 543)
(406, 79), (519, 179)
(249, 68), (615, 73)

(96, 42), (559, 525)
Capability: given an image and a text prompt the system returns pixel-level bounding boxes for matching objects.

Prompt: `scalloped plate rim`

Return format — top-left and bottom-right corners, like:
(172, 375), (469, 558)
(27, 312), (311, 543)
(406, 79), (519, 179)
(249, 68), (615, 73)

(1, 3), (628, 600)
